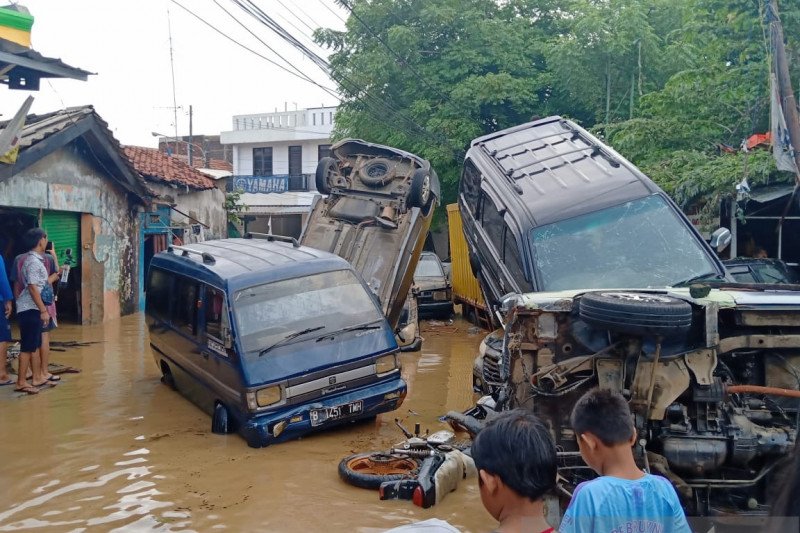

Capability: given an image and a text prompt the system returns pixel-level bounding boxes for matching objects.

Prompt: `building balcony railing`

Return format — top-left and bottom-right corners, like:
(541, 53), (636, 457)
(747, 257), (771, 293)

(228, 174), (312, 193)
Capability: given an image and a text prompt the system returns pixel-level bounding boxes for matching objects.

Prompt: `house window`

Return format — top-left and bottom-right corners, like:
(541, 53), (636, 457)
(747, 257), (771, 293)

(313, 113), (316, 126)
(320, 112), (324, 125)
(253, 147), (273, 176)
(329, 111), (333, 124)
(318, 144), (332, 161)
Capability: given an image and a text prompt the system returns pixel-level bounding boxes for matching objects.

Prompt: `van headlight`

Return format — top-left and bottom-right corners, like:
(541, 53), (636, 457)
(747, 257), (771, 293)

(255, 386), (282, 407)
(375, 354), (398, 375)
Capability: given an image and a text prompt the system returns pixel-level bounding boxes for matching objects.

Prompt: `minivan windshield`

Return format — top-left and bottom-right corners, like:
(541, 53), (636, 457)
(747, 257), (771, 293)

(234, 269), (383, 357)
(415, 255), (444, 278)
(529, 195), (719, 291)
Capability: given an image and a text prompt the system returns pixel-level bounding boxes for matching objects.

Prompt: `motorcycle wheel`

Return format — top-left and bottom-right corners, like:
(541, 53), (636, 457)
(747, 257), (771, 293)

(338, 453), (420, 490)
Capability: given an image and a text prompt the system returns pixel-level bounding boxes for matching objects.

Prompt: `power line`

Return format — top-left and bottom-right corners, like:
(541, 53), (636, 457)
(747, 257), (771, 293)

(232, 0), (461, 153)
(211, 0), (332, 92)
(337, 0), (452, 105)
(168, 0), (336, 93)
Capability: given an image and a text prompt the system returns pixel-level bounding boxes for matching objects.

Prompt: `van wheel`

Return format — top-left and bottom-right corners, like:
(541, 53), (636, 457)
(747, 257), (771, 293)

(160, 362), (176, 390)
(212, 402), (234, 435)
(409, 169), (431, 208)
(315, 157), (337, 195)
(579, 291), (693, 339)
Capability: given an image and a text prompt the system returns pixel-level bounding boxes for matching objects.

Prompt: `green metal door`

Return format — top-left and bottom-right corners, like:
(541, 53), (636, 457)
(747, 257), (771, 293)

(41, 210), (81, 266)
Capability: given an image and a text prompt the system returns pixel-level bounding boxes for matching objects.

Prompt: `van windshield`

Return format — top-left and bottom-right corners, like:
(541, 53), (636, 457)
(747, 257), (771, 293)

(234, 269), (383, 357)
(529, 195), (719, 291)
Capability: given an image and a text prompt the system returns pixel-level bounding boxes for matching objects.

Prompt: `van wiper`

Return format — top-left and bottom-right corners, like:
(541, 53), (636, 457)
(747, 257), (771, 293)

(259, 326), (326, 357)
(315, 322), (382, 342)
(673, 271), (726, 287)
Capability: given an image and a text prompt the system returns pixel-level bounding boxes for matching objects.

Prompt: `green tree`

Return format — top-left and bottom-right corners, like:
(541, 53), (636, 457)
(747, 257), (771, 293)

(315, 0), (565, 202)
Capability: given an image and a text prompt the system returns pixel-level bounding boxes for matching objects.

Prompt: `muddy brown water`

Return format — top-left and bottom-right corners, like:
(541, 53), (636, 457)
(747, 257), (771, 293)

(0, 314), (495, 532)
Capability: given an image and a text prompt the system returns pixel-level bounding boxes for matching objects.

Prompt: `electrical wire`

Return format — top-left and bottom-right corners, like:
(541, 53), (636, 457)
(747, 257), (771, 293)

(169, 0), (336, 93)
(337, 0), (452, 105)
(211, 0), (334, 92)
(232, 0), (462, 155)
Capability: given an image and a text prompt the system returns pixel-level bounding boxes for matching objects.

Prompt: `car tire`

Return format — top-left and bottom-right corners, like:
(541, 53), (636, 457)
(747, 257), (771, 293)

(358, 158), (394, 187)
(315, 157), (337, 195)
(338, 453), (420, 489)
(212, 402), (234, 435)
(160, 362), (176, 390)
(579, 291), (693, 338)
(409, 169), (432, 208)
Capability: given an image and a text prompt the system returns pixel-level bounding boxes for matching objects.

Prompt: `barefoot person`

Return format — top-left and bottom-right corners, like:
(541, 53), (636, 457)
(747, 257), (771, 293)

(14, 228), (63, 394)
(39, 241), (61, 382)
(0, 253), (13, 385)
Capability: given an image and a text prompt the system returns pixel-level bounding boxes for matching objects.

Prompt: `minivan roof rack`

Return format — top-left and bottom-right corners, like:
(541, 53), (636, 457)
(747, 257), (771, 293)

(168, 245), (216, 264)
(245, 232), (301, 248)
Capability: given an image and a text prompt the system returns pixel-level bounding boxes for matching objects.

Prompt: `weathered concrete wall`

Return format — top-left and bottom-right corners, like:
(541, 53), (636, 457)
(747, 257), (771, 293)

(0, 146), (141, 323)
(148, 183), (226, 240)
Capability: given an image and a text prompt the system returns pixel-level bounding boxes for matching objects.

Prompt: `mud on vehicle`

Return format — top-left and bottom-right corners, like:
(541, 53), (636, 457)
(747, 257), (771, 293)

(454, 116), (800, 522)
(302, 139), (440, 348)
(489, 287), (800, 521)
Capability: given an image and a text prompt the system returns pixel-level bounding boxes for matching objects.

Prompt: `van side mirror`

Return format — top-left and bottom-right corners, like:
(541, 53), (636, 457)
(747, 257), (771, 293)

(710, 228), (732, 252)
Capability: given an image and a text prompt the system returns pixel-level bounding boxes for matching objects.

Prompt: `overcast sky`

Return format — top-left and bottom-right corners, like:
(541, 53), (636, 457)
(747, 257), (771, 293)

(4, 0), (346, 147)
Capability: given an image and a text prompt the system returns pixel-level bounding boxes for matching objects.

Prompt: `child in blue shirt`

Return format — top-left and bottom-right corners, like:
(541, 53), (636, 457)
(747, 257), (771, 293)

(560, 388), (691, 533)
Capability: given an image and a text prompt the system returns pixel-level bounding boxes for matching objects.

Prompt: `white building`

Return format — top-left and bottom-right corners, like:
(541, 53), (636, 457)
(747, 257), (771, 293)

(220, 106), (337, 237)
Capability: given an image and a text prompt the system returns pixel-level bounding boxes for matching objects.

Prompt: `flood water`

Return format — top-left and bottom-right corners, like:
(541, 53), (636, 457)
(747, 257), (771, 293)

(0, 314), (495, 532)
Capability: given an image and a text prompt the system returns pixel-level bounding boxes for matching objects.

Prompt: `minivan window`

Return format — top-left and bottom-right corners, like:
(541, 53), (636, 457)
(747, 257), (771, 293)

(175, 277), (199, 336)
(234, 269), (383, 357)
(529, 195), (717, 291)
(205, 286), (228, 341)
(461, 160), (482, 215)
(481, 196), (505, 249)
(415, 255), (444, 277)
(147, 268), (172, 319)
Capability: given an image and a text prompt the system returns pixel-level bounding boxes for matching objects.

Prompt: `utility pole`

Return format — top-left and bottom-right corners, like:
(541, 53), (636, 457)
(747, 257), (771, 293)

(769, 0), (800, 182)
(188, 104), (193, 167)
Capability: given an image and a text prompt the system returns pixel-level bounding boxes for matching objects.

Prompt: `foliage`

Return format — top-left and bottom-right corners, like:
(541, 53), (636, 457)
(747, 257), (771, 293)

(225, 188), (247, 225)
(316, 0), (800, 209)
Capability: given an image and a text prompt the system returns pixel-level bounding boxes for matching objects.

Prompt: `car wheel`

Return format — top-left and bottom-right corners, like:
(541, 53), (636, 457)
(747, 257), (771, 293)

(212, 402), (234, 435)
(409, 169), (431, 208)
(338, 453), (420, 489)
(358, 158), (393, 187)
(579, 291), (693, 339)
(315, 157), (337, 195)
(160, 362), (176, 390)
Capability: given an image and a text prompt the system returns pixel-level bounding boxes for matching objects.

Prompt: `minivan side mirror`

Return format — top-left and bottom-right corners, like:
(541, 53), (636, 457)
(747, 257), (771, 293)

(710, 227), (732, 252)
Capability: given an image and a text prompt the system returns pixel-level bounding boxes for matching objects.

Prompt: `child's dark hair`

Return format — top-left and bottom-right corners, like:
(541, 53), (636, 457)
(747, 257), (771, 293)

(571, 388), (634, 446)
(471, 409), (556, 501)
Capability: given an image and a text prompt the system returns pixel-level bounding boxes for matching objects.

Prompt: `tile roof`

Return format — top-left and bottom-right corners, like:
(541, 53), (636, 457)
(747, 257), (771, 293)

(123, 146), (216, 190)
(172, 154), (233, 172)
(0, 105), (150, 200)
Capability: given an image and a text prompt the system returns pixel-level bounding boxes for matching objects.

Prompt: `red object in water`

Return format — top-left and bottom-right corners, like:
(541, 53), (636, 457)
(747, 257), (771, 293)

(412, 486), (424, 507)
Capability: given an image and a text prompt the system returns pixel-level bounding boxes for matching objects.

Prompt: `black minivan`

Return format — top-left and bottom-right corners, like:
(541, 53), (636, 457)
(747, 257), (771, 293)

(459, 116), (729, 311)
(145, 236), (406, 448)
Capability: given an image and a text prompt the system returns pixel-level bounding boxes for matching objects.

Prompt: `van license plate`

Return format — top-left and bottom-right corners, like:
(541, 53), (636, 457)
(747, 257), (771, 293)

(310, 400), (363, 426)
(433, 291), (448, 301)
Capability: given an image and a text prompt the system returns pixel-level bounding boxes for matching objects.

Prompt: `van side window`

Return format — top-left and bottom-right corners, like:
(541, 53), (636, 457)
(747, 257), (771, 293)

(205, 286), (228, 341)
(481, 196), (505, 253)
(175, 277), (199, 336)
(461, 160), (482, 216)
(503, 228), (531, 291)
(146, 268), (172, 319)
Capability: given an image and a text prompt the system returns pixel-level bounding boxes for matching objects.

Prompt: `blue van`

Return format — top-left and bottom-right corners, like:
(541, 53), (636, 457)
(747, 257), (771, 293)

(145, 235), (406, 448)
